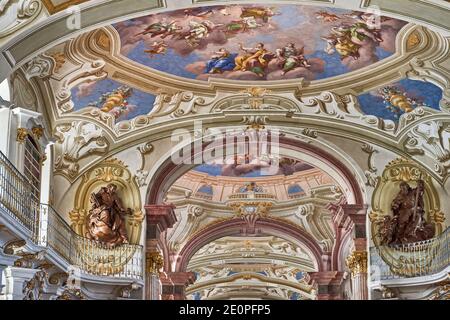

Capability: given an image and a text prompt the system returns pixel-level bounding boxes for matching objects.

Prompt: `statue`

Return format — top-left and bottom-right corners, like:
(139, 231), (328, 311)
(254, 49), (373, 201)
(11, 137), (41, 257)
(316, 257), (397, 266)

(379, 180), (435, 245)
(85, 183), (132, 248)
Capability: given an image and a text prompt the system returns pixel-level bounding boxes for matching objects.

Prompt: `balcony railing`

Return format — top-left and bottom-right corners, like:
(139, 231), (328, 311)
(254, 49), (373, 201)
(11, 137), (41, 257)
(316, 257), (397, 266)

(228, 192), (277, 200)
(0, 151), (38, 235)
(0, 151), (143, 280)
(370, 227), (449, 281)
(38, 204), (143, 280)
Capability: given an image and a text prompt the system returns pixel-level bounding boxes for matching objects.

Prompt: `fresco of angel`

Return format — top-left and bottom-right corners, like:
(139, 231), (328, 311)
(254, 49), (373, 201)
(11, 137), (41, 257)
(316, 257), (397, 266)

(234, 43), (275, 77)
(226, 16), (263, 34)
(276, 43), (311, 75)
(144, 41), (168, 57)
(315, 11), (340, 22)
(135, 20), (181, 39)
(321, 27), (362, 60)
(183, 20), (223, 46)
(205, 48), (237, 74)
(240, 6), (278, 23)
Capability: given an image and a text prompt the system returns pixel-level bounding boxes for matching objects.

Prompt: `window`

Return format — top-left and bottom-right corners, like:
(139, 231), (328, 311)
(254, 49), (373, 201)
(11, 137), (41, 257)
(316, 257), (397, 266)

(195, 184), (213, 199)
(288, 184), (305, 199)
(23, 136), (41, 203)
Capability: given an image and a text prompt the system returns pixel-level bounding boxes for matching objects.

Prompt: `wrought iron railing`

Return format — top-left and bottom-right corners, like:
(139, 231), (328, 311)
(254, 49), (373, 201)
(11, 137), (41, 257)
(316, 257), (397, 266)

(0, 151), (143, 280)
(370, 227), (449, 281)
(0, 151), (38, 235)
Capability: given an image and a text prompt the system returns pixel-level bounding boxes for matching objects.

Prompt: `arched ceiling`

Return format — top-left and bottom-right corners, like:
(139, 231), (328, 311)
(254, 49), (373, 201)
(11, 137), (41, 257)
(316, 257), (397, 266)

(186, 236), (317, 300)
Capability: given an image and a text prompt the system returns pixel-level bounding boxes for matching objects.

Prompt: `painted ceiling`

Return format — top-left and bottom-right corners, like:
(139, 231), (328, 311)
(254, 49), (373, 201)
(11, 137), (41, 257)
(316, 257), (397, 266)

(194, 158), (314, 177)
(63, 4), (443, 124)
(113, 4), (408, 81)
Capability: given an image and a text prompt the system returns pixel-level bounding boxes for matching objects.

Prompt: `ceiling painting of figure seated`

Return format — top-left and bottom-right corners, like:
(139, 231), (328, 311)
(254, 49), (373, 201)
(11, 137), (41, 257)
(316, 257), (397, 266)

(113, 4), (407, 81)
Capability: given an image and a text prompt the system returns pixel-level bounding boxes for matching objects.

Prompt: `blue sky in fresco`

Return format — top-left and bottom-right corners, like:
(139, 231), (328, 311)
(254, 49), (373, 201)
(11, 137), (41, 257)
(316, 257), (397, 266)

(195, 164), (265, 177)
(358, 79), (443, 121)
(114, 4), (406, 82)
(71, 78), (156, 121)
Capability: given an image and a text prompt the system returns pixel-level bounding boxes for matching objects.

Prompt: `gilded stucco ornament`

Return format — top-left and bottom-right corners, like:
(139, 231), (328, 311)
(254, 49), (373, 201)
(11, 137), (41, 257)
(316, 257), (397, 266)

(370, 158), (445, 277)
(346, 251), (368, 276)
(146, 252), (164, 274)
(16, 128), (28, 142)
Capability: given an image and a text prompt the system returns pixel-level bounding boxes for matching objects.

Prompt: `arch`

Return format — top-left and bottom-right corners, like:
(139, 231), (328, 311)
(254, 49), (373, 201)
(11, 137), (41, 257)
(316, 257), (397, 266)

(147, 136), (365, 205)
(174, 217), (326, 273)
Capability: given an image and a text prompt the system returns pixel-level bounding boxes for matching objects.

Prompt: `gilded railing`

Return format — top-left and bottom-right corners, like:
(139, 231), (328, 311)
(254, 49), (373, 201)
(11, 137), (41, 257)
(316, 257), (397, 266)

(0, 151), (38, 235)
(39, 204), (144, 280)
(370, 227), (449, 280)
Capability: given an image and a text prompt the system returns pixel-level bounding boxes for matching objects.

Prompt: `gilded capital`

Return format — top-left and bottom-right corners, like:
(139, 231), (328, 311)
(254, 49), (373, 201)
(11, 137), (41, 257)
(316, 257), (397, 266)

(146, 252), (164, 274)
(32, 126), (44, 140)
(346, 250), (368, 276)
(17, 128), (29, 143)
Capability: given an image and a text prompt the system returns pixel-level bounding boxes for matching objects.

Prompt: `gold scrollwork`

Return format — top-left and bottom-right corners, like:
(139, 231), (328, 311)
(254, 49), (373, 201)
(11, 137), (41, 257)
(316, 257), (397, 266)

(346, 251), (368, 276)
(16, 128), (29, 143)
(146, 252), (164, 274)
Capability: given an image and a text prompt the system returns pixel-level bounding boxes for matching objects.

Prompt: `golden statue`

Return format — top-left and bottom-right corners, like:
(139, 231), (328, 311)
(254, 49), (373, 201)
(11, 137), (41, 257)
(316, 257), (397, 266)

(85, 184), (132, 248)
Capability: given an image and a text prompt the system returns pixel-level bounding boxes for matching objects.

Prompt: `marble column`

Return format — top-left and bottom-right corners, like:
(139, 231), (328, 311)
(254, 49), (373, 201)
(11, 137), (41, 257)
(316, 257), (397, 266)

(2, 266), (39, 300)
(161, 272), (196, 300)
(309, 271), (345, 300)
(144, 204), (177, 300)
(346, 250), (368, 300)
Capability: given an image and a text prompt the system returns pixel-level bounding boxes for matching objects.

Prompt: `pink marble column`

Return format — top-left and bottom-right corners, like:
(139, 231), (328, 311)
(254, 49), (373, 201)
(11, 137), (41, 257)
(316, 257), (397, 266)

(328, 201), (369, 300)
(144, 204), (177, 300)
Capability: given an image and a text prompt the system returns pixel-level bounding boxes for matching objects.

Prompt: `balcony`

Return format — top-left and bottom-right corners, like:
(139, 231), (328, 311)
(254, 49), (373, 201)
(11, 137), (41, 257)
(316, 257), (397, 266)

(0, 151), (143, 281)
(370, 227), (449, 281)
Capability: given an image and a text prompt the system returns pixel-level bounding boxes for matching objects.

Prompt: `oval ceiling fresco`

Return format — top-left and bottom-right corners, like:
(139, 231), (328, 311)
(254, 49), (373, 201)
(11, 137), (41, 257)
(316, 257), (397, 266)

(113, 4), (408, 81)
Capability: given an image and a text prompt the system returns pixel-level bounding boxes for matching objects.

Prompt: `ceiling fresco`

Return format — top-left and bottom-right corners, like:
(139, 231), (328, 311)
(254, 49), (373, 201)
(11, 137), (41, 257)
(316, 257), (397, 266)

(358, 79), (443, 121)
(194, 158), (314, 177)
(71, 78), (156, 121)
(113, 4), (408, 81)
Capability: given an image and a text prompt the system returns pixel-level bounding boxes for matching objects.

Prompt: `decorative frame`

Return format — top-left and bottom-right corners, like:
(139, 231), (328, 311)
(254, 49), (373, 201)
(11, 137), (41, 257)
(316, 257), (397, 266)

(69, 157), (144, 245)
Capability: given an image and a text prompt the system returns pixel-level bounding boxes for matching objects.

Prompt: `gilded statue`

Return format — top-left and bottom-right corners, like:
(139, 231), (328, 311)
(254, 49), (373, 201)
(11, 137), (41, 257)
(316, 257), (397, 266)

(85, 184), (132, 247)
(379, 180), (435, 245)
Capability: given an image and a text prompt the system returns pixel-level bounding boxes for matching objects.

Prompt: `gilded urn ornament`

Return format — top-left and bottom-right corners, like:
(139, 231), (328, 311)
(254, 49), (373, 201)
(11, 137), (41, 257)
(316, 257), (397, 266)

(85, 183), (132, 247)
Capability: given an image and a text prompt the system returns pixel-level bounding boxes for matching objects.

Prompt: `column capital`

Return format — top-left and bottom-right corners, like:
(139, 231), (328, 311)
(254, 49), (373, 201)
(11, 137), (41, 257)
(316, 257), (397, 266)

(146, 252), (164, 275)
(346, 250), (368, 276)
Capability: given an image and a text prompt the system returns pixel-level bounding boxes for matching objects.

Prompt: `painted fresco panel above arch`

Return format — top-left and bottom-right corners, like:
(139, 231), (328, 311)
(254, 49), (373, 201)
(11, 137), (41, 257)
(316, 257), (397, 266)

(70, 78), (156, 122)
(357, 79), (443, 121)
